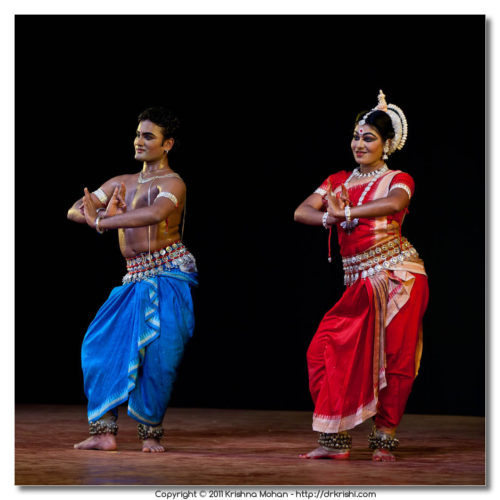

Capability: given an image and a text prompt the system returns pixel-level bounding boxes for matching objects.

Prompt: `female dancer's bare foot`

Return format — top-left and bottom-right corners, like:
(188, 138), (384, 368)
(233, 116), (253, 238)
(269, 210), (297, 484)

(299, 446), (350, 460)
(74, 433), (117, 451)
(142, 438), (165, 453)
(372, 449), (396, 462)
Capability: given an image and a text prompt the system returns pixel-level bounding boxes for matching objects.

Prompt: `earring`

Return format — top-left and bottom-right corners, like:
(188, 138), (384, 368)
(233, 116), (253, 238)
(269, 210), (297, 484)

(382, 144), (389, 161)
(164, 149), (169, 155)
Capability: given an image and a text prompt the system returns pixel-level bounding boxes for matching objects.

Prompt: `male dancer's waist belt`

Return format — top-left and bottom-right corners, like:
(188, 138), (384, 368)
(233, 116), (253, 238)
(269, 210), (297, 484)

(342, 237), (419, 286)
(122, 241), (196, 284)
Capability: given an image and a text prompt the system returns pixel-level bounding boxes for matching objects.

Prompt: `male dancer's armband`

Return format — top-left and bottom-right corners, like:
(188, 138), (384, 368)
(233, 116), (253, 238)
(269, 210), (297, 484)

(93, 188), (109, 205)
(156, 191), (179, 207)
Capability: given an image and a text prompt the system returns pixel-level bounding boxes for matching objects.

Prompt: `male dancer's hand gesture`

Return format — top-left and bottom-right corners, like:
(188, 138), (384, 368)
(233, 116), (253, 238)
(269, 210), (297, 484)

(104, 183), (127, 217)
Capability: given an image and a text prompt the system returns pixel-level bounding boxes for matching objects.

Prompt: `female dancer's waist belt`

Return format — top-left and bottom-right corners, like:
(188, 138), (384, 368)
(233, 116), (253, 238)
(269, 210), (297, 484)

(342, 237), (419, 286)
(122, 241), (196, 284)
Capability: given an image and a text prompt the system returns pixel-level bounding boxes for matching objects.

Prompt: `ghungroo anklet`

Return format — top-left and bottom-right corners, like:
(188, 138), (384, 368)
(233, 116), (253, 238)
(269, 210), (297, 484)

(318, 431), (352, 450)
(137, 423), (164, 441)
(368, 427), (399, 451)
(89, 420), (118, 436)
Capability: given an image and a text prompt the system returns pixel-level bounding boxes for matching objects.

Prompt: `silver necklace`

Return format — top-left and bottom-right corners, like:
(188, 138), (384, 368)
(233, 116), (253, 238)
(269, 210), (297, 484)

(340, 164), (389, 231)
(138, 171), (180, 183)
(352, 164), (388, 178)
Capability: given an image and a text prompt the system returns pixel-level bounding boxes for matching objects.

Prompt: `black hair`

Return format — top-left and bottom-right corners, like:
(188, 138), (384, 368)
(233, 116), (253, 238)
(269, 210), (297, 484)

(354, 109), (395, 142)
(137, 107), (181, 150)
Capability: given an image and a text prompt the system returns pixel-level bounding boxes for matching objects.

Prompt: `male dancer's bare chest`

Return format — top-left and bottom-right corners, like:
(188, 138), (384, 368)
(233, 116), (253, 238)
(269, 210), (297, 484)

(126, 182), (160, 210)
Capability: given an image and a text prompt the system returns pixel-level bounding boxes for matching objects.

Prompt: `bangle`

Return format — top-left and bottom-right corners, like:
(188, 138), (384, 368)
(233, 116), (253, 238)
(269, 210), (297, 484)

(344, 205), (351, 222)
(322, 211), (329, 229)
(95, 216), (105, 234)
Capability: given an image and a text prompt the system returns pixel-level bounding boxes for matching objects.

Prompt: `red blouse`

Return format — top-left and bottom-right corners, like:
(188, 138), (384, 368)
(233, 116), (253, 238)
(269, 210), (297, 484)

(315, 170), (415, 256)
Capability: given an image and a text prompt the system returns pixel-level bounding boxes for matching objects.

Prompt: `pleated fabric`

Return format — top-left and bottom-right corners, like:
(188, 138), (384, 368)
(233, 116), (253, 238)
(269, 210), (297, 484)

(307, 270), (427, 434)
(81, 270), (197, 425)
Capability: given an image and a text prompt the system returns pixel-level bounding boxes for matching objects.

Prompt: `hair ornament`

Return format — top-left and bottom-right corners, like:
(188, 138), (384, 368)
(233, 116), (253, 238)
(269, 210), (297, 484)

(374, 89), (388, 112)
(359, 89), (408, 155)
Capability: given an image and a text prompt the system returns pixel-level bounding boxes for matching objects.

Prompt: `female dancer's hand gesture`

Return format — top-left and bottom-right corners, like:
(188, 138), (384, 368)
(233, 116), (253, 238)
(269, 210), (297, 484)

(327, 181), (350, 219)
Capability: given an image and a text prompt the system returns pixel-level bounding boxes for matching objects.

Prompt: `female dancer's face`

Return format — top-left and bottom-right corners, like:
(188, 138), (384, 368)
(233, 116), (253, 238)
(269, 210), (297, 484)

(351, 123), (385, 168)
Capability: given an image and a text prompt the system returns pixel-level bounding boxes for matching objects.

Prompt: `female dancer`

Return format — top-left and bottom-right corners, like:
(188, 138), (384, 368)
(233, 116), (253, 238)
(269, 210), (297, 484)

(294, 91), (428, 462)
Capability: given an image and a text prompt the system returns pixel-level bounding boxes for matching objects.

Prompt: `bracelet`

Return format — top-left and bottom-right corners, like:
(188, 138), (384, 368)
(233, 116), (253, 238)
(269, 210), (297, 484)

(322, 211), (329, 229)
(95, 216), (105, 234)
(344, 205), (351, 222)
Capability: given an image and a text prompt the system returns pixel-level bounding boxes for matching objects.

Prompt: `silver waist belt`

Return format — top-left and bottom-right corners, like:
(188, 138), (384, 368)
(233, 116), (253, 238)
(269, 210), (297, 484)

(122, 241), (197, 284)
(342, 237), (418, 286)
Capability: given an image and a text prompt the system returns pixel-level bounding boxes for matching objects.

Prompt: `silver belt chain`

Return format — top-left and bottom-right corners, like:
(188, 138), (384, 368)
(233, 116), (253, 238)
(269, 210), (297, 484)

(122, 242), (197, 284)
(342, 237), (418, 286)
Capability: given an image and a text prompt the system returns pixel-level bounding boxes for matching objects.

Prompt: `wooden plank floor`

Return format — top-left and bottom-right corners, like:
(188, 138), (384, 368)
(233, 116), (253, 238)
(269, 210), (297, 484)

(15, 405), (485, 486)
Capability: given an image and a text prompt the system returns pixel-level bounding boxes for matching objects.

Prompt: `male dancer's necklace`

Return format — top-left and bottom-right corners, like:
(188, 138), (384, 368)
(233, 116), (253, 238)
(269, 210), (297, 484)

(139, 168), (186, 259)
(138, 171), (180, 183)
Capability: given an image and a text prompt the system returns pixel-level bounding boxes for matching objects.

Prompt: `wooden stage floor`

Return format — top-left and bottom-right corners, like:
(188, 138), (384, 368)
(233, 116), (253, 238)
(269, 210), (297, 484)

(15, 404), (485, 486)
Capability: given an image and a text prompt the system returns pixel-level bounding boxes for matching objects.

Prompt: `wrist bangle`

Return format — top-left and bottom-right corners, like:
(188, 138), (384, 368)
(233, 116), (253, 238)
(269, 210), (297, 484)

(322, 211), (329, 229)
(95, 216), (105, 234)
(344, 205), (351, 222)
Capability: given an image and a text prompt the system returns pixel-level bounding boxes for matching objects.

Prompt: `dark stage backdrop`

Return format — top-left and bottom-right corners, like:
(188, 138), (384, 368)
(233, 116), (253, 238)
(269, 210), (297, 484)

(15, 15), (485, 417)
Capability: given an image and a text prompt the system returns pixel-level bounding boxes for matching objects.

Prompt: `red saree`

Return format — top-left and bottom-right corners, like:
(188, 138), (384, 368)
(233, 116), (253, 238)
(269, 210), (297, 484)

(308, 169), (428, 433)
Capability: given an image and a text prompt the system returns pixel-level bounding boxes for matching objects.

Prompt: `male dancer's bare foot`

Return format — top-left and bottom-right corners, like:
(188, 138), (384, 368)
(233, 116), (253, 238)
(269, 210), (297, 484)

(142, 438), (166, 453)
(299, 446), (350, 460)
(74, 434), (117, 451)
(372, 449), (396, 462)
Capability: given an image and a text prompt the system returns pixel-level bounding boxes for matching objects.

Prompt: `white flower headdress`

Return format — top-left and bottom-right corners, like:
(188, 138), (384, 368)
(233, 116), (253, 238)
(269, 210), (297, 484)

(359, 90), (408, 155)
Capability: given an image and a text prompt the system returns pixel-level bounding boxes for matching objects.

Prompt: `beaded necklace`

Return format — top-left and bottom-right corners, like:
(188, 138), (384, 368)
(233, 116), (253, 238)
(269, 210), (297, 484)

(351, 164), (388, 179)
(340, 164), (388, 231)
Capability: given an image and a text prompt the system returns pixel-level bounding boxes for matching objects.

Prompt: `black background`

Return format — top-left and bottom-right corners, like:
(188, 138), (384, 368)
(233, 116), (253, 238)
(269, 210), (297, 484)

(15, 15), (485, 416)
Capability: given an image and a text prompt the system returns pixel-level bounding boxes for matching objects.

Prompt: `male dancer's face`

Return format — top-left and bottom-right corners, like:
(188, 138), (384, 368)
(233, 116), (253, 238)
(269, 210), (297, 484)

(134, 120), (167, 162)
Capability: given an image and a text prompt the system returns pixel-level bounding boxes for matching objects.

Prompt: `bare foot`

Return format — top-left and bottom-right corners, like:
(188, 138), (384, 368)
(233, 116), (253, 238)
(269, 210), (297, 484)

(372, 449), (396, 462)
(142, 438), (165, 453)
(74, 434), (117, 451)
(299, 446), (350, 460)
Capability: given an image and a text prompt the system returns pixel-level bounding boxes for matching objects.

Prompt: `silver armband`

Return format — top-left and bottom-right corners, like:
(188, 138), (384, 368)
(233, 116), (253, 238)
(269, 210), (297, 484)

(390, 183), (412, 199)
(93, 188), (108, 205)
(314, 188), (327, 196)
(156, 191), (179, 207)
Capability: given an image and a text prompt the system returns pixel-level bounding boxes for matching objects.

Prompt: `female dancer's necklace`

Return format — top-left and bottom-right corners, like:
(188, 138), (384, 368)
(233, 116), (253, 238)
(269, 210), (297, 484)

(352, 164), (388, 178)
(340, 164), (388, 231)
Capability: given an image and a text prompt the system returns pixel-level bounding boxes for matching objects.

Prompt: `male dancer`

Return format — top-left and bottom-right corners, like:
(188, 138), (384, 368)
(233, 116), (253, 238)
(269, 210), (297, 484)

(68, 107), (197, 452)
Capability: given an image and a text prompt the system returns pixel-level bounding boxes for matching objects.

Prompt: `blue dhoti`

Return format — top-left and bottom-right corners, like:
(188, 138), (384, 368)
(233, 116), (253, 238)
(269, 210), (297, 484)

(81, 266), (198, 426)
